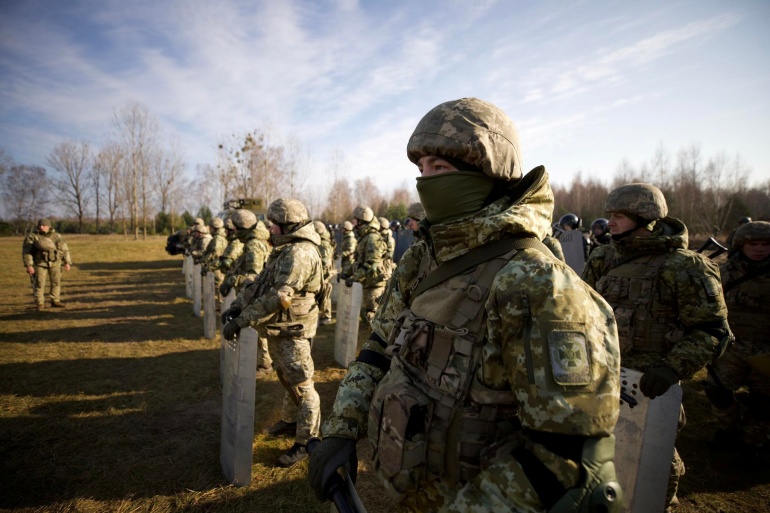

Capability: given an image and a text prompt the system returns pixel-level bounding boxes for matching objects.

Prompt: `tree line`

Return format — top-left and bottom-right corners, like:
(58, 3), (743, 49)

(1, 102), (767, 238)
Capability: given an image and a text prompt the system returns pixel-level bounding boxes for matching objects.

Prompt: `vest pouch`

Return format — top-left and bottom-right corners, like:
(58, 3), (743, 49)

(34, 237), (57, 252)
(368, 364), (432, 499)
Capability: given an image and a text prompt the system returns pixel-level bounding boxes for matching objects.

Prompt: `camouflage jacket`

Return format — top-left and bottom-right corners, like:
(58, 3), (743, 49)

(219, 237), (244, 272)
(232, 222), (323, 338)
(318, 232), (334, 281)
(22, 229), (71, 268)
(350, 223), (388, 287)
(380, 227), (395, 261)
(190, 233), (212, 263)
(720, 253), (769, 347)
(323, 166), (620, 441)
(582, 217), (729, 378)
(335, 230), (357, 275)
(227, 223), (271, 292)
(202, 228), (228, 272)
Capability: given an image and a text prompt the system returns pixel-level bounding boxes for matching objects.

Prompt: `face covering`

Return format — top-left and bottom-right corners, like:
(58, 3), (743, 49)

(416, 171), (496, 225)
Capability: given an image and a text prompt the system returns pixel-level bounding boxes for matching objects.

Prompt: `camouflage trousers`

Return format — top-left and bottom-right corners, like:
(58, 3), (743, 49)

(271, 336), (320, 444)
(258, 336), (272, 370)
(319, 278), (333, 320)
(32, 264), (62, 306)
(667, 406), (686, 507)
(361, 285), (385, 322)
(707, 341), (770, 447)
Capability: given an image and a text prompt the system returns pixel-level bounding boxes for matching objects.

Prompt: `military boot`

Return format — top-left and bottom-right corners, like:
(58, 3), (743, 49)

(35, 303), (45, 312)
(51, 300), (66, 308)
(267, 420), (297, 438)
(276, 442), (307, 468)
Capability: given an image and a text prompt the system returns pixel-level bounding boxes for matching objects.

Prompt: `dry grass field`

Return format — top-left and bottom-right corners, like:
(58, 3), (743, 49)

(0, 234), (767, 513)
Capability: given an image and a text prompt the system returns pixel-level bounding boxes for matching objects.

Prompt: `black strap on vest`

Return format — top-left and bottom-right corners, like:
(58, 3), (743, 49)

(411, 237), (554, 299)
(602, 249), (667, 273)
(723, 263), (770, 293)
(512, 444), (567, 510)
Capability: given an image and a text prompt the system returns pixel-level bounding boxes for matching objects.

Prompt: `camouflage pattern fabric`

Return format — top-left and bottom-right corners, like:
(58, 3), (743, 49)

(220, 237), (244, 285)
(541, 234), (565, 262)
(708, 252), (770, 447)
(203, 227), (229, 272)
(190, 232), (212, 264)
(322, 166), (621, 510)
(226, 222), (271, 293)
(350, 221), (388, 288)
(318, 230), (334, 320)
(604, 183), (668, 220)
(335, 229), (357, 276)
(23, 228), (72, 306)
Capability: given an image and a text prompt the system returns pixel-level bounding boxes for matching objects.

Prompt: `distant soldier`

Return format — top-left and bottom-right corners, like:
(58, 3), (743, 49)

(201, 217), (228, 302)
(404, 201), (425, 238)
(334, 220), (357, 276)
(378, 216), (395, 279)
(726, 216), (752, 250)
(314, 221), (334, 325)
(582, 183), (732, 509)
(218, 217), (244, 283)
(558, 212), (589, 259)
(589, 217), (611, 253)
(347, 206), (388, 322)
(222, 199), (324, 468)
(705, 221), (770, 460)
(221, 209), (273, 374)
(22, 218), (72, 311)
(189, 224), (212, 265)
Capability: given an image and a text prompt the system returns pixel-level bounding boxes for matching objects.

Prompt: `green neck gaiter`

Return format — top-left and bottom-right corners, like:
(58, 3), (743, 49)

(416, 171), (496, 225)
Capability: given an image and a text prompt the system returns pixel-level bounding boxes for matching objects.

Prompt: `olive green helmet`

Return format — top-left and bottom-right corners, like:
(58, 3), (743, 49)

(230, 209), (257, 230)
(313, 220), (327, 234)
(407, 202), (425, 221)
(733, 221), (770, 248)
(378, 217), (389, 230)
(210, 217), (224, 229)
(342, 221), (353, 231)
(605, 183), (668, 221)
(268, 198), (309, 225)
(353, 206), (374, 223)
(406, 97), (522, 182)
(223, 217), (236, 231)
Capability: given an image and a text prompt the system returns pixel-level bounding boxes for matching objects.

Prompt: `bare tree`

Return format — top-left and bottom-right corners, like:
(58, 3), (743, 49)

(283, 135), (312, 198)
(354, 177), (383, 209)
(1, 165), (49, 234)
(47, 141), (92, 233)
(94, 143), (125, 233)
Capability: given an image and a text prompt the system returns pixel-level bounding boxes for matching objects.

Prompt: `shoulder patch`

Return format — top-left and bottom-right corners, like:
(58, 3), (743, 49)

(548, 329), (591, 386)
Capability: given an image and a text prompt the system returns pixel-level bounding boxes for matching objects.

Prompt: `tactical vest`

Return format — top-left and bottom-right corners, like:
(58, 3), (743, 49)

(595, 251), (679, 355)
(367, 248), (520, 499)
(31, 235), (61, 265)
(723, 262), (770, 345)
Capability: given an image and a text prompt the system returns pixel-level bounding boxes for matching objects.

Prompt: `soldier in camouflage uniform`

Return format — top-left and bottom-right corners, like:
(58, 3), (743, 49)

(346, 206), (388, 322)
(378, 216), (396, 280)
(314, 220), (334, 325)
(222, 199), (324, 468)
(310, 98), (622, 513)
(705, 221), (770, 458)
(218, 217), (244, 292)
(405, 202), (425, 238)
(22, 218), (72, 311)
(725, 216), (752, 250)
(201, 217), (228, 303)
(582, 183), (732, 509)
(335, 220), (357, 276)
(189, 224), (212, 265)
(220, 209), (273, 374)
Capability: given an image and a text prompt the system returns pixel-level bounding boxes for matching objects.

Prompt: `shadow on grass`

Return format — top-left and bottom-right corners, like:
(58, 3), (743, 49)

(76, 260), (183, 272)
(0, 350), (229, 509)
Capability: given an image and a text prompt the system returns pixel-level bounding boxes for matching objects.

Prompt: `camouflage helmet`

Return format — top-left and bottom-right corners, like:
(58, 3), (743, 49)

(223, 217), (236, 231)
(192, 224), (210, 234)
(733, 221), (770, 248)
(210, 217), (224, 229)
(37, 218), (52, 227)
(407, 97), (522, 182)
(378, 217), (389, 230)
(353, 206), (374, 223)
(407, 202), (425, 221)
(267, 198), (309, 225)
(313, 220), (327, 235)
(605, 183), (668, 220)
(230, 209), (258, 230)
(342, 220), (353, 231)
(194, 217), (205, 226)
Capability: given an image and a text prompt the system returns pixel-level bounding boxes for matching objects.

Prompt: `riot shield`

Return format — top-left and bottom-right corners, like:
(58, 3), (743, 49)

(558, 231), (586, 274)
(394, 230), (414, 263)
(615, 367), (682, 513)
(220, 326), (258, 486)
(334, 280), (362, 367)
(193, 264), (202, 317)
(184, 255), (193, 298)
(331, 257), (342, 305)
(203, 271), (216, 339)
(222, 288), (236, 313)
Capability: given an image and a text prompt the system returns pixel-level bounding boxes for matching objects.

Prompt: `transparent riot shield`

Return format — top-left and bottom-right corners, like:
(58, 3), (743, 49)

(193, 264), (202, 317)
(203, 271), (216, 339)
(615, 367), (682, 513)
(220, 326), (258, 486)
(334, 280), (362, 367)
(558, 231), (586, 274)
(185, 255), (193, 298)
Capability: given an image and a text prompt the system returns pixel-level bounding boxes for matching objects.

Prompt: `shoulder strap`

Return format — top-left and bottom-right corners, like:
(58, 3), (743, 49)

(724, 263), (770, 293)
(602, 249), (666, 273)
(412, 237), (553, 299)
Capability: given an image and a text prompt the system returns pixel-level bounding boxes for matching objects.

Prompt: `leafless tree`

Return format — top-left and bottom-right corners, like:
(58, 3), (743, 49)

(47, 141), (92, 233)
(94, 143), (125, 232)
(1, 165), (49, 234)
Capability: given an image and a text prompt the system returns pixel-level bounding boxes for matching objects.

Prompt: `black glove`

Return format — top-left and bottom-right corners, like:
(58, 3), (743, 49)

(222, 319), (241, 341)
(219, 282), (232, 297)
(308, 436), (358, 501)
(639, 364), (680, 399)
(345, 277), (354, 287)
(221, 306), (241, 325)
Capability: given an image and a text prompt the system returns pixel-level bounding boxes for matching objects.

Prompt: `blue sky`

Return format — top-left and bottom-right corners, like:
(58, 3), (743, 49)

(1, 0), (769, 203)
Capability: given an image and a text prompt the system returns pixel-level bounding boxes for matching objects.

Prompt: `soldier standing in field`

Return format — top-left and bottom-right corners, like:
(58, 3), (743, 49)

(378, 216), (396, 279)
(218, 217), (244, 293)
(314, 221), (334, 325)
(334, 220), (357, 276)
(201, 217), (228, 305)
(189, 224), (212, 265)
(404, 202), (424, 238)
(310, 98), (622, 513)
(705, 221), (770, 462)
(221, 199), (324, 468)
(346, 206), (388, 322)
(220, 209), (273, 375)
(582, 183), (732, 510)
(22, 218), (72, 311)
